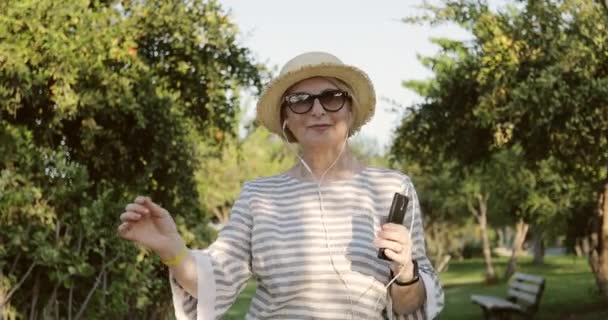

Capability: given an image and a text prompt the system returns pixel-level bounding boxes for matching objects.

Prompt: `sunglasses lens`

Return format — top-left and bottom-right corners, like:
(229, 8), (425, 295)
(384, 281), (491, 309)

(318, 90), (347, 111)
(284, 90), (348, 114)
(286, 93), (314, 114)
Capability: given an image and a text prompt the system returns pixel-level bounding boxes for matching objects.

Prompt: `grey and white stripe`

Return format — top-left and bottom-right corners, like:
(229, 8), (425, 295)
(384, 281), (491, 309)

(171, 166), (444, 319)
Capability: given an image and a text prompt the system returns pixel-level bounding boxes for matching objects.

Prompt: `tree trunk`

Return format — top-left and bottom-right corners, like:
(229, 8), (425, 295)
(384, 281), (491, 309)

(497, 228), (505, 248)
(431, 223), (444, 266)
(575, 238), (583, 257)
(0, 271), (5, 320)
(533, 228), (545, 265)
(505, 226), (513, 248)
(504, 219), (529, 279)
(596, 178), (608, 301)
(212, 206), (231, 225)
(436, 254), (452, 273)
(0, 262), (36, 309)
(42, 282), (60, 319)
(29, 271), (40, 320)
(469, 193), (497, 284)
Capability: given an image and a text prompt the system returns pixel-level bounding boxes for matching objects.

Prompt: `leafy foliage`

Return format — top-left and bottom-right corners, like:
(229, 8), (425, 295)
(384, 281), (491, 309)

(0, 0), (263, 318)
(392, 0), (608, 286)
(397, 0), (608, 178)
(195, 126), (293, 226)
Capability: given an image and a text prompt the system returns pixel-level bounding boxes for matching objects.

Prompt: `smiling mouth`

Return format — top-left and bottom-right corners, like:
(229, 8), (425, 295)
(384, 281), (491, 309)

(308, 124), (331, 128)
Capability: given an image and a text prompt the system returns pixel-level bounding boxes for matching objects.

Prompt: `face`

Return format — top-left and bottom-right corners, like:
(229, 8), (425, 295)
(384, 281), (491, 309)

(282, 77), (352, 148)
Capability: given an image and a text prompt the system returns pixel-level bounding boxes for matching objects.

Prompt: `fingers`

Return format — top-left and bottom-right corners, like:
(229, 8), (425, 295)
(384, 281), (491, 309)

(142, 197), (170, 218)
(125, 203), (149, 216)
(375, 223), (412, 265)
(117, 222), (130, 233)
(375, 239), (411, 267)
(134, 196), (146, 205)
(117, 222), (134, 240)
(377, 230), (409, 244)
(382, 223), (408, 233)
(383, 248), (408, 265)
(373, 238), (403, 253)
(379, 224), (410, 242)
(118, 196), (156, 243)
(120, 211), (142, 223)
(126, 195), (169, 218)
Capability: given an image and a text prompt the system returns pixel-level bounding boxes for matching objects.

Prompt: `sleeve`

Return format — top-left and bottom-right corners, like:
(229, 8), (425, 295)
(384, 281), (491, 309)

(169, 183), (254, 320)
(393, 177), (445, 320)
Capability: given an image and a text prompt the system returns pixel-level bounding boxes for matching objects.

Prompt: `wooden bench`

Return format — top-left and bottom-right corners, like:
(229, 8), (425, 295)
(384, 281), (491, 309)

(471, 273), (545, 320)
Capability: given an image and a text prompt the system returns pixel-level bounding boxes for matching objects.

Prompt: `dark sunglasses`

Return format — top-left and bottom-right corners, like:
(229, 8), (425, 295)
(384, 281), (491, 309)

(282, 90), (350, 114)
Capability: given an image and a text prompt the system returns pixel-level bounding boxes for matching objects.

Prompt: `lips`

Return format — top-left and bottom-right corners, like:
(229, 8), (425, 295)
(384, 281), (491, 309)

(307, 124), (332, 133)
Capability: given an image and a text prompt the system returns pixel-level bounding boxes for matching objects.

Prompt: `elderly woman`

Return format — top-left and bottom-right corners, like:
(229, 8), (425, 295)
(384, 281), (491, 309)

(118, 52), (444, 319)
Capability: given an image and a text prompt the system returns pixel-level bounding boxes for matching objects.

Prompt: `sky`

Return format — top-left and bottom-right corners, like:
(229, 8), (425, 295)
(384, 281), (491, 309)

(219, 0), (471, 153)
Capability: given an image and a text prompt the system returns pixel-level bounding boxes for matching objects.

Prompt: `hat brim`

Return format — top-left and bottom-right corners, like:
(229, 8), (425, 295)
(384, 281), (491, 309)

(256, 63), (376, 139)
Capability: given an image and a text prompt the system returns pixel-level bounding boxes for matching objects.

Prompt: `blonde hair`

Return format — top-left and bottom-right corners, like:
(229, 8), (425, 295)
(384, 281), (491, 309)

(280, 77), (359, 143)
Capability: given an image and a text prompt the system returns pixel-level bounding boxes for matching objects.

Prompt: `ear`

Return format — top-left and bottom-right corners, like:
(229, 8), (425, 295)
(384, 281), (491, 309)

(280, 107), (289, 127)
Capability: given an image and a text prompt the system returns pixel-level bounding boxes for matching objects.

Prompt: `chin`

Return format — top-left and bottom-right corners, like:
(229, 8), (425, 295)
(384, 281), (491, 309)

(300, 135), (343, 148)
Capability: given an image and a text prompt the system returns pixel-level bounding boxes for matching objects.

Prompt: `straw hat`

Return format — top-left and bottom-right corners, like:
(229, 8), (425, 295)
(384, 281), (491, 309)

(256, 52), (376, 141)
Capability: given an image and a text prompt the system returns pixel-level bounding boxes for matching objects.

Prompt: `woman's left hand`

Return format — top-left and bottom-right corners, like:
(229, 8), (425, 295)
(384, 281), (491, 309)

(373, 223), (415, 282)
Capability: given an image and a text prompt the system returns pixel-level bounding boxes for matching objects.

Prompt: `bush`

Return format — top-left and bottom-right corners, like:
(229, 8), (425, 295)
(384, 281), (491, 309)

(0, 0), (262, 318)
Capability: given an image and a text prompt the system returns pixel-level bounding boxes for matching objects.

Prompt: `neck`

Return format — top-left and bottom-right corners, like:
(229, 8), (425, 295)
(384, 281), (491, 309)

(295, 142), (361, 182)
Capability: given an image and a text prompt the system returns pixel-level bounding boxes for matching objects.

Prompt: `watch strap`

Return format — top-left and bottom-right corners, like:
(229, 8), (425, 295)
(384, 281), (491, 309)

(390, 260), (420, 286)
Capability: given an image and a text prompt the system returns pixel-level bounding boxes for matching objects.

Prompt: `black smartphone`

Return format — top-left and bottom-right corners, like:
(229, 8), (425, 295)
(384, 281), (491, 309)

(378, 192), (409, 260)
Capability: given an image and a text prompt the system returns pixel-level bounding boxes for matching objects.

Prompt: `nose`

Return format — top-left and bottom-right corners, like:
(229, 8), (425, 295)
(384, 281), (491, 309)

(310, 97), (326, 117)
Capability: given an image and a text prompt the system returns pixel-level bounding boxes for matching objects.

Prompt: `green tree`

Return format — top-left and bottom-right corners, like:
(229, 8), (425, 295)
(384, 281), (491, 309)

(0, 0), (263, 318)
(395, 0), (608, 297)
(393, 157), (471, 270)
(195, 126), (293, 226)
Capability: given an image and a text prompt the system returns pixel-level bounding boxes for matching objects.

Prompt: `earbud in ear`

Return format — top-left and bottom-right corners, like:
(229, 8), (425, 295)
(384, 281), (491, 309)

(282, 119), (288, 130)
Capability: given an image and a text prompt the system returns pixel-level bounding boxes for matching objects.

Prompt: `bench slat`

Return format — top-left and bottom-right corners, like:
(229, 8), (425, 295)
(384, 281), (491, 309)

(508, 289), (537, 305)
(472, 273), (545, 318)
(471, 295), (523, 312)
(513, 272), (545, 284)
(510, 281), (542, 295)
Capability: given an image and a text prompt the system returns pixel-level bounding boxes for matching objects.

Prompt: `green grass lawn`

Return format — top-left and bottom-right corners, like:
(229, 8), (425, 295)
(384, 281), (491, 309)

(224, 256), (608, 319)
(224, 280), (257, 320)
(440, 256), (607, 320)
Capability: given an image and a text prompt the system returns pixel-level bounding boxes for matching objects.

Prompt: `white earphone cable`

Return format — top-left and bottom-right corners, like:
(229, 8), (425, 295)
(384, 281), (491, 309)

(281, 119), (416, 320)
(281, 120), (356, 318)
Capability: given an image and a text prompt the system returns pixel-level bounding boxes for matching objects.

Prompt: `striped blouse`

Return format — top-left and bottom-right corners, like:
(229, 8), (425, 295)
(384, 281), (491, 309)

(170, 166), (444, 319)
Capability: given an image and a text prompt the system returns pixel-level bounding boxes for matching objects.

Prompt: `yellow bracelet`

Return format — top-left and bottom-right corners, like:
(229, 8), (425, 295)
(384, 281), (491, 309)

(162, 246), (188, 266)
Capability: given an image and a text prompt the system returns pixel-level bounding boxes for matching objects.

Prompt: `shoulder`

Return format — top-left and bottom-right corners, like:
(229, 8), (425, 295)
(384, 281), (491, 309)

(241, 172), (294, 192)
(360, 166), (419, 198)
(361, 165), (414, 185)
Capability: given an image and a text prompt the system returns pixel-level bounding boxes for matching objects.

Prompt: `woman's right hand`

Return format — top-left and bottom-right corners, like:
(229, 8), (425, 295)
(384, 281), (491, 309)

(117, 196), (184, 261)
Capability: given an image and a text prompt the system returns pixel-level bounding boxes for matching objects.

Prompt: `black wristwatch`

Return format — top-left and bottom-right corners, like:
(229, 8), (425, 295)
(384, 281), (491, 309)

(390, 260), (420, 286)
